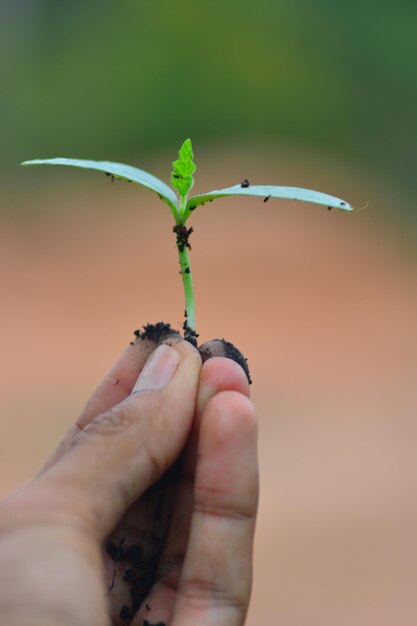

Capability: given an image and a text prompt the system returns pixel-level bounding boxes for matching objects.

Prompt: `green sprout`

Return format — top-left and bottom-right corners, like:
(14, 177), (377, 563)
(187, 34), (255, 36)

(22, 139), (352, 344)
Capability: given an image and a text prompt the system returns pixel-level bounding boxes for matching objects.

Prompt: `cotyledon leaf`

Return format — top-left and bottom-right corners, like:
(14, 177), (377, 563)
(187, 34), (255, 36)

(22, 158), (179, 213)
(185, 184), (352, 218)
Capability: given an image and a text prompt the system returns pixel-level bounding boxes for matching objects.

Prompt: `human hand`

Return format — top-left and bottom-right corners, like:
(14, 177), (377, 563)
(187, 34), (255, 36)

(0, 332), (258, 626)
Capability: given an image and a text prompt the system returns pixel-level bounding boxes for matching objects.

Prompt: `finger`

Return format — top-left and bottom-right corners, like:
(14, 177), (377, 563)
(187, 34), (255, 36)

(187, 355), (252, 478)
(38, 339), (202, 540)
(134, 358), (251, 626)
(172, 391), (258, 626)
(41, 325), (179, 471)
(79, 324), (181, 428)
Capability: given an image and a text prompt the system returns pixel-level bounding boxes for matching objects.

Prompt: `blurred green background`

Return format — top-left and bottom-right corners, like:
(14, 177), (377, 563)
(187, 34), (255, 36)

(1, 0), (416, 231)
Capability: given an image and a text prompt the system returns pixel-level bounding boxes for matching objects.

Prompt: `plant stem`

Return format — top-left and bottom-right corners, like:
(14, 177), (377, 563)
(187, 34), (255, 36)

(178, 244), (195, 331)
(175, 195), (196, 340)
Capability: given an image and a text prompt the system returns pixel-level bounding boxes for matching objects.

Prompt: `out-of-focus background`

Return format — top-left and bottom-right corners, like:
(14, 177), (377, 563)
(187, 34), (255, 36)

(1, 1), (416, 624)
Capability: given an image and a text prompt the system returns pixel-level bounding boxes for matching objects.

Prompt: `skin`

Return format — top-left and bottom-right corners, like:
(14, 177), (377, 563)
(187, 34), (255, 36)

(0, 333), (258, 626)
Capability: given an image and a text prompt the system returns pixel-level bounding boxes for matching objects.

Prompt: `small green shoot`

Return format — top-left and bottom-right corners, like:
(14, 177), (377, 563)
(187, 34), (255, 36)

(22, 139), (352, 344)
(171, 137), (196, 201)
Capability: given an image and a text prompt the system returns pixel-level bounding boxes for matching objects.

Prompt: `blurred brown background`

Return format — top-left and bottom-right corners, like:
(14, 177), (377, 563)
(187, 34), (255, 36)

(1, 2), (416, 624)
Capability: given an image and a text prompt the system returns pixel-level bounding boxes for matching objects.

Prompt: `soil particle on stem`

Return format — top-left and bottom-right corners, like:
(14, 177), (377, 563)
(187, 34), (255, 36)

(240, 178), (250, 188)
(173, 225), (194, 252)
(183, 319), (199, 348)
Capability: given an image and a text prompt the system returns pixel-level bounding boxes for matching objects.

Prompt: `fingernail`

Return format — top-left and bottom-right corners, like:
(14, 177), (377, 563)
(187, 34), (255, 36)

(132, 344), (180, 393)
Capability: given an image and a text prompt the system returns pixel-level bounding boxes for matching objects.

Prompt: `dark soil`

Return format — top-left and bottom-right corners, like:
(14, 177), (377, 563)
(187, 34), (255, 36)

(108, 535), (161, 621)
(106, 463), (180, 624)
(106, 534), (159, 621)
(133, 323), (180, 343)
(199, 338), (252, 384)
(131, 323), (252, 384)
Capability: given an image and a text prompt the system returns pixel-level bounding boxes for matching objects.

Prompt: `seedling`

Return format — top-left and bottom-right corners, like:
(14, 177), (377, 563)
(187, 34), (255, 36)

(22, 139), (352, 345)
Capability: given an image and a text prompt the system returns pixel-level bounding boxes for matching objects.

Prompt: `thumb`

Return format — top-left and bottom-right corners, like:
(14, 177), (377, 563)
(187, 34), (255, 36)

(41, 339), (201, 540)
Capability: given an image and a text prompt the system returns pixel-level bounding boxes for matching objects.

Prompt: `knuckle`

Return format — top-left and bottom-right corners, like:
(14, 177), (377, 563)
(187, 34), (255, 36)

(194, 485), (258, 521)
(180, 577), (249, 615)
(81, 400), (139, 440)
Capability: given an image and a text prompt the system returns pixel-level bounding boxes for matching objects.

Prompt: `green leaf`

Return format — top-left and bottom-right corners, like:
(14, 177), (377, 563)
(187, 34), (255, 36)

(22, 157), (179, 213)
(171, 138), (196, 199)
(185, 184), (352, 217)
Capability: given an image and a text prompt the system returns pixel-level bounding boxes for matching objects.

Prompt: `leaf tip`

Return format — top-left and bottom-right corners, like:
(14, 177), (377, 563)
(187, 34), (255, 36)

(21, 159), (46, 167)
(339, 200), (353, 211)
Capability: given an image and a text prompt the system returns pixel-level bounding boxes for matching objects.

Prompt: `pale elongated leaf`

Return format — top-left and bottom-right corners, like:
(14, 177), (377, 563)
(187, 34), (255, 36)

(186, 184), (352, 216)
(22, 158), (179, 212)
